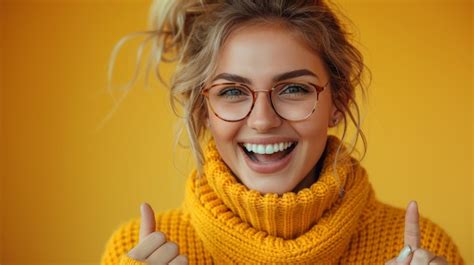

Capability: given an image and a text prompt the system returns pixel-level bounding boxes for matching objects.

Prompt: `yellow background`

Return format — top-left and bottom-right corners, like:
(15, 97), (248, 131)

(0, 0), (472, 264)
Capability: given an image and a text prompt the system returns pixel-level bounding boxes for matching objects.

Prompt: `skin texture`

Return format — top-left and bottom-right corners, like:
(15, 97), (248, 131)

(206, 22), (339, 195)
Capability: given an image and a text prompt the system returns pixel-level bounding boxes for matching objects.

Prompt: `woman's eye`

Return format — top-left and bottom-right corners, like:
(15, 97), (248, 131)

(280, 84), (309, 95)
(219, 87), (247, 98)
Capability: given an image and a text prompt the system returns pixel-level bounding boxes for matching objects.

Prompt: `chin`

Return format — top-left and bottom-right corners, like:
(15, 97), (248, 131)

(239, 173), (299, 195)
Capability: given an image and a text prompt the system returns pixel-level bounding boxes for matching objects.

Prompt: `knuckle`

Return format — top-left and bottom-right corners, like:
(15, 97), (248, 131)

(150, 231), (166, 242)
(407, 234), (420, 242)
(127, 248), (143, 261)
(144, 242), (180, 265)
(433, 256), (449, 265)
(412, 248), (432, 262)
(405, 229), (420, 238)
(163, 241), (179, 255)
(170, 255), (189, 265)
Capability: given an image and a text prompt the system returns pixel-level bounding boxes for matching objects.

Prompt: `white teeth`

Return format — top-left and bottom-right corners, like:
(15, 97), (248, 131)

(265, 145), (273, 154)
(252, 144), (257, 153)
(243, 141), (294, 154)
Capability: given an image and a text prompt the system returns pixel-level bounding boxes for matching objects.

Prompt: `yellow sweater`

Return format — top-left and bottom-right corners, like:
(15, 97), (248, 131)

(100, 136), (464, 264)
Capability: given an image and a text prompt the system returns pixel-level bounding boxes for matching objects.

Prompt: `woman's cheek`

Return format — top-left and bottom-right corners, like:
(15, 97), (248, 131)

(208, 118), (242, 165)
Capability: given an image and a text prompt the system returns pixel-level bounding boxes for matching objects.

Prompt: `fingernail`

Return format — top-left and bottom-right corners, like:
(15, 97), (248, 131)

(396, 245), (412, 263)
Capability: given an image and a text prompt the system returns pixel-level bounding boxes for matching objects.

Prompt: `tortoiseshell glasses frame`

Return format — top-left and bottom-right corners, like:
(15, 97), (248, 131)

(201, 81), (328, 122)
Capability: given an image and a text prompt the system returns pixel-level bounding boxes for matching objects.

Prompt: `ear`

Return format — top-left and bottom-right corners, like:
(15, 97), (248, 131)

(328, 106), (342, 128)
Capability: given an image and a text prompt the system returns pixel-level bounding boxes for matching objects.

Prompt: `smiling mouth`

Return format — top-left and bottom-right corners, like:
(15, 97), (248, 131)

(240, 142), (298, 163)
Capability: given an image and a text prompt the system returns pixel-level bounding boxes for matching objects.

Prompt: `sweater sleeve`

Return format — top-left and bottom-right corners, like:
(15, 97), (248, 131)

(342, 201), (465, 264)
(419, 217), (465, 265)
(100, 218), (145, 265)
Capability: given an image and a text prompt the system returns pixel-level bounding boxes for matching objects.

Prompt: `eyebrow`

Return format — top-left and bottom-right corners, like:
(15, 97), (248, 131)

(211, 69), (319, 84)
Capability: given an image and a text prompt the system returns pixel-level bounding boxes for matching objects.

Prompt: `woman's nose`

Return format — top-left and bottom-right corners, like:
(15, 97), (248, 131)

(246, 92), (282, 132)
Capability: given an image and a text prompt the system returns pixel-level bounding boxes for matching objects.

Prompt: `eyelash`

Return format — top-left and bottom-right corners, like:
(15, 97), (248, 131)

(219, 87), (248, 97)
(279, 84), (309, 95)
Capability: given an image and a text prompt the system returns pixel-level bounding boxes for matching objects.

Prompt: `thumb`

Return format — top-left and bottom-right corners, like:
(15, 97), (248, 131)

(404, 200), (421, 250)
(391, 201), (420, 265)
(139, 202), (156, 243)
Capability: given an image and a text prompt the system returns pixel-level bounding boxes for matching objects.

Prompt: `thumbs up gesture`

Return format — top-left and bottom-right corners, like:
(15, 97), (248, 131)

(385, 201), (448, 265)
(127, 203), (188, 265)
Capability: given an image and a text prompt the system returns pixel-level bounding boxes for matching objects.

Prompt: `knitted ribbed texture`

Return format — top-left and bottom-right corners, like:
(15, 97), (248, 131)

(185, 135), (373, 264)
(200, 135), (353, 240)
(100, 136), (464, 264)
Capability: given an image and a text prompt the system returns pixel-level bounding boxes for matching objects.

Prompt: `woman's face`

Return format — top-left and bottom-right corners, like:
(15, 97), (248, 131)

(206, 23), (338, 194)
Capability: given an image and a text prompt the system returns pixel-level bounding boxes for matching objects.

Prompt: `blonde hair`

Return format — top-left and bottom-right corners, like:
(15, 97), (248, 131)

(105, 0), (370, 180)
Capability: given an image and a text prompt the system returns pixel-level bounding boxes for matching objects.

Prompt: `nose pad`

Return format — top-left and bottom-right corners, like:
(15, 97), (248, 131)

(246, 92), (282, 132)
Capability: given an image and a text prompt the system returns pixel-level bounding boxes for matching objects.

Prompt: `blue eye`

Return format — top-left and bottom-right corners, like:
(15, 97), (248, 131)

(216, 86), (251, 103)
(280, 84), (309, 95)
(219, 87), (245, 97)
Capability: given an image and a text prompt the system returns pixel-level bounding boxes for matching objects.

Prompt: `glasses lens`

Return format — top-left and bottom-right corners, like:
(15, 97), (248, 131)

(207, 84), (253, 121)
(271, 83), (318, 121)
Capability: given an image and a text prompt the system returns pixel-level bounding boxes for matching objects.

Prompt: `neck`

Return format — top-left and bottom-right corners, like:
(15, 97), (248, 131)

(292, 141), (328, 193)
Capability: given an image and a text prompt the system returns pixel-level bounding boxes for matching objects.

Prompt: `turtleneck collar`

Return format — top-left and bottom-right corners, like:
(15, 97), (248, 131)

(202, 135), (351, 239)
(183, 135), (375, 264)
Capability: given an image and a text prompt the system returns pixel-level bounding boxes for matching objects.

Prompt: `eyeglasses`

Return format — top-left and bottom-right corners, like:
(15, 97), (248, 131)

(201, 81), (327, 122)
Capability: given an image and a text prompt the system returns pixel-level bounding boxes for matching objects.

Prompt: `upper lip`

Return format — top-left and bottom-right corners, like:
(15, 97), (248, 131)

(238, 137), (298, 145)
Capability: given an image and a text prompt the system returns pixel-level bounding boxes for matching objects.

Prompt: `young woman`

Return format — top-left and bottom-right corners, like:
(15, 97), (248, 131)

(100, 1), (464, 264)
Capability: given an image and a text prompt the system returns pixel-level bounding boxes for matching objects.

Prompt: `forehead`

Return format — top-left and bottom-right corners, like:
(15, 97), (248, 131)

(215, 22), (327, 81)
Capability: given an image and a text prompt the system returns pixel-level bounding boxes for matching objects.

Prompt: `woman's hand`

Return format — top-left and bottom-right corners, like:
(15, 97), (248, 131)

(127, 202), (188, 265)
(385, 201), (448, 265)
